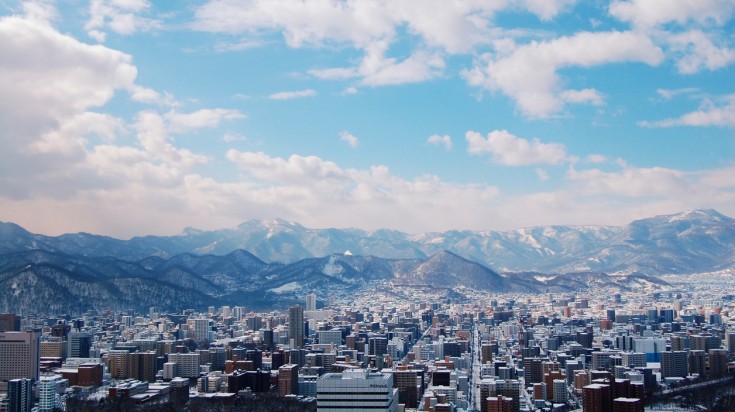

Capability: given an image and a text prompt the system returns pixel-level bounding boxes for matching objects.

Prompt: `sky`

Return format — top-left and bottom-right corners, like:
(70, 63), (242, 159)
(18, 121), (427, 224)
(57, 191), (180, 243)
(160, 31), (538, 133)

(1, 0), (734, 238)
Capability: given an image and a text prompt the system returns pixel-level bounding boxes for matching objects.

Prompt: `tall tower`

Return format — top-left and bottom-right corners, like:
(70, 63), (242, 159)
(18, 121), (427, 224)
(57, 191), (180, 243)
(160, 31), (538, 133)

(0, 332), (39, 381)
(288, 305), (304, 349)
(306, 293), (317, 311)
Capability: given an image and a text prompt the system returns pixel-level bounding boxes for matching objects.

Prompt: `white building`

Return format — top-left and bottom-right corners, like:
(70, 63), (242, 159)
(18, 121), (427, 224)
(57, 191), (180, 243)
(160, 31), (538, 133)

(316, 369), (398, 412)
(168, 353), (201, 378)
(38, 375), (68, 412)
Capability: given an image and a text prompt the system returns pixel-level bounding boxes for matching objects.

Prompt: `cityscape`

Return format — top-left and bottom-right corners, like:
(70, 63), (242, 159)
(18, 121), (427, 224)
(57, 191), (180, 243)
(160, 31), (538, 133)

(1, 0), (735, 411)
(0, 210), (735, 411)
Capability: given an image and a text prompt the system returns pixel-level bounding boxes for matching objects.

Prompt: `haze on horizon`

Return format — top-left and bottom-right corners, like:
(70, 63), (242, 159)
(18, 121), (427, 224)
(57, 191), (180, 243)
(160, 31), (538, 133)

(0, 0), (734, 238)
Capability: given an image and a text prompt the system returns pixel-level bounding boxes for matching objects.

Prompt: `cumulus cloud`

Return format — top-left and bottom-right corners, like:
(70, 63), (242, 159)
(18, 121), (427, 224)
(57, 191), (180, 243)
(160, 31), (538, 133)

(609, 0), (735, 75)
(339, 131), (359, 148)
(165, 109), (245, 133)
(640, 94), (735, 127)
(463, 31), (664, 117)
(427, 134), (453, 150)
(608, 0), (734, 29)
(466, 130), (568, 166)
(192, 0), (579, 87)
(561, 89), (605, 106)
(268, 89), (317, 100)
(85, 0), (163, 42)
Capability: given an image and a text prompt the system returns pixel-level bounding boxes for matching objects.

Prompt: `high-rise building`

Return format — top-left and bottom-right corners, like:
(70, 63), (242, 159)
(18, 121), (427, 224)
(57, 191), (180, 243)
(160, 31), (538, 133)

(38, 375), (67, 412)
(7, 378), (33, 412)
(392, 369), (421, 409)
(708, 349), (728, 379)
(523, 357), (543, 384)
(487, 395), (514, 412)
(288, 305), (304, 349)
(661, 351), (688, 378)
(67, 331), (91, 358)
(552, 379), (567, 404)
(278, 364), (299, 397)
(316, 369), (398, 412)
(688, 350), (706, 378)
(0, 332), (39, 381)
(107, 350), (131, 379)
(167, 353), (200, 378)
(583, 383), (612, 412)
(483, 379), (521, 412)
(0, 314), (21, 332)
(190, 318), (211, 342)
(130, 352), (157, 382)
(612, 397), (644, 412)
(306, 294), (317, 311)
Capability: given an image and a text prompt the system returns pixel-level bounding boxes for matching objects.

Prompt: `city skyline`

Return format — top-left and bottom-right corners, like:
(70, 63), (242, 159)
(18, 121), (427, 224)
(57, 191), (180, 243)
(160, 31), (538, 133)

(1, 0), (734, 238)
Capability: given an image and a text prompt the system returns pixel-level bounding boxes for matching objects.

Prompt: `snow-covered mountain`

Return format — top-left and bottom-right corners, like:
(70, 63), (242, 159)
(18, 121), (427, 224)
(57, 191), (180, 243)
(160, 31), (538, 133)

(1, 209), (733, 276)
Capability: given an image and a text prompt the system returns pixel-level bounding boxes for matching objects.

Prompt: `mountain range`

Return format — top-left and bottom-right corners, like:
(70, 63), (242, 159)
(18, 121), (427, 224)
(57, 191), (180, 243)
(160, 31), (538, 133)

(0, 209), (732, 314)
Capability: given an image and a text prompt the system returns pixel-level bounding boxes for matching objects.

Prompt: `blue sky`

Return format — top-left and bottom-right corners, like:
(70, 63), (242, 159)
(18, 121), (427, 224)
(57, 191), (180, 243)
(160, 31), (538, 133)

(1, 0), (734, 238)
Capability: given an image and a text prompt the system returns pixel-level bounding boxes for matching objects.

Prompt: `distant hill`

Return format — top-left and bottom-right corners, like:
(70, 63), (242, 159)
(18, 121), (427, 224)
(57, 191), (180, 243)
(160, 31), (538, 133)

(2, 209), (733, 275)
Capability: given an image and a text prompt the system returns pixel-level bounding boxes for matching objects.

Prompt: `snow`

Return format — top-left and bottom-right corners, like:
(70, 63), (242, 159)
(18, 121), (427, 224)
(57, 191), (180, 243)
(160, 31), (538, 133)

(271, 282), (301, 293)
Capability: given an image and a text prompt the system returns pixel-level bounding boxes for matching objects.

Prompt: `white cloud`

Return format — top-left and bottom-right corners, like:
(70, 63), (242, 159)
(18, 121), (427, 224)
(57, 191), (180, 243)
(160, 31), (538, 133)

(609, 1), (735, 75)
(666, 30), (735, 74)
(521, 0), (577, 21)
(339, 131), (359, 148)
(192, 0), (577, 87)
(463, 31), (664, 117)
(268, 89), (317, 100)
(85, 0), (163, 42)
(342, 87), (359, 95)
(656, 88), (699, 100)
(165, 109), (245, 134)
(566, 163), (692, 198)
(223, 132), (247, 142)
(585, 154), (608, 164)
(561, 88), (604, 106)
(640, 95), (735, 128)
(608, 0), (734, 29)
(427, 134), (453, 150)
(466, 130), (568, 166)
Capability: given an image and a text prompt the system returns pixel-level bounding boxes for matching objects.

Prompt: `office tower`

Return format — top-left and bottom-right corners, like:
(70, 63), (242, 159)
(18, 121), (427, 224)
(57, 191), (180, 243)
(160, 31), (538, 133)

(726, 331), (735, 354)
(278, 364), (299, 397)
(208, 346), (226, 372)
(7, 378), (33, 412)
(167, 353), (201, 378)
(487, 395), (514, 412)
(316, 369), (398, 412)
(688, 350), (706, 378)
(583, 383), (612, 412)
(130, 352), (157, 382)
(661, 351), (688, 378)
(107, 350), (131, 379)
(0, 332), (39, 381)
(67, 331), (91, 358)
(553, 379), (568, 404)
(288, 305), (304, 349)
(38, 375), (67, 412)
(318, 329), (343, 346)
(392, 369), (420, 408)
(306, 293), (317, 311)
(0, 314), (21, 332)
(670, 335), (690, 352)
(369, 336), (388, 357)
(481, 344), (494, 364)
(708, 349), (728, 379)
(621, 352), (646, 368)
(523, 357), (543, 384)
(191, 318), (211, 342)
